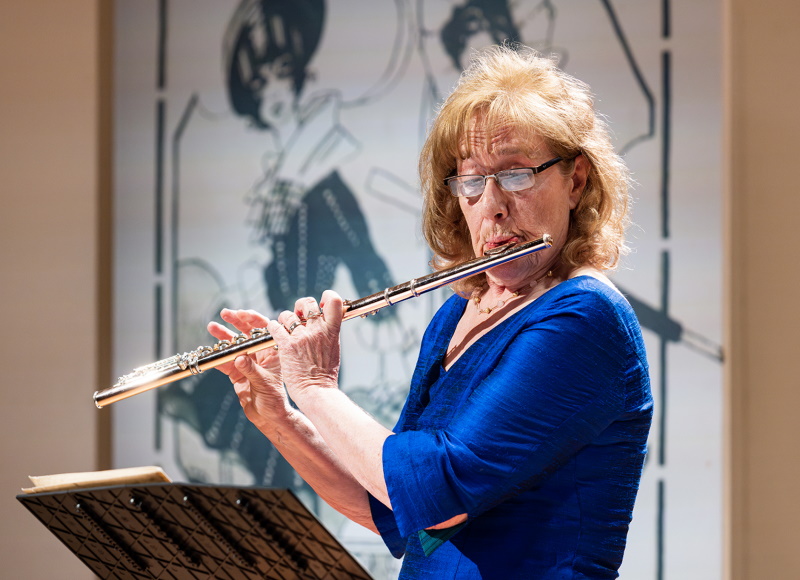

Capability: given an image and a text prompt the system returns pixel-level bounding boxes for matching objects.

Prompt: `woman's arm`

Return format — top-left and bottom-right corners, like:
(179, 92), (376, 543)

(217, 292), (470, 534)
(375, 285), (649, 537)
(209, 309), (379, 531)
(265, 292), (395, 507)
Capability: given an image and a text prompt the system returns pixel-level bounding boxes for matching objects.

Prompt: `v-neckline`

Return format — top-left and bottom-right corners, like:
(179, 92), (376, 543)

(440, 293), (539, 373)
(439, 276), (592, 372)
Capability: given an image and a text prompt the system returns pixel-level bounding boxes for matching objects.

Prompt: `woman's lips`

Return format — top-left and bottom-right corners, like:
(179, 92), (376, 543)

(483, 235), (521, 252)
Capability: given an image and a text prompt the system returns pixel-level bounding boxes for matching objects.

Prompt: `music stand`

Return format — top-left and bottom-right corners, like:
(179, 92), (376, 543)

(17, 483), (373, 579)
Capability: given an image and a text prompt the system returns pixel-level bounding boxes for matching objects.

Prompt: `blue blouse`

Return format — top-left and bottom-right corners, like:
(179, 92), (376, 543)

(369, 276), (653, 579)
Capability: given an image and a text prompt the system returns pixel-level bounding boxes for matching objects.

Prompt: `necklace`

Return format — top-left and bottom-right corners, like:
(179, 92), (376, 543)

(471, 270), (553, 315)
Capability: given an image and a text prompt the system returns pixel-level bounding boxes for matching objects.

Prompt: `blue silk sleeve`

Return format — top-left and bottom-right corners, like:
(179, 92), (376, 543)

(379, 284), (644, 540)
(368, 493), (406, 558)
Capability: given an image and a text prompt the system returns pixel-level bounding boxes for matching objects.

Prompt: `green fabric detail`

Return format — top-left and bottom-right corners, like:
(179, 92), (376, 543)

(417, 521), (469, 556)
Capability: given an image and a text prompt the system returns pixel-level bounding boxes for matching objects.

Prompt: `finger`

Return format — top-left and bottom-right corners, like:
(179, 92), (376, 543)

(221, 308), (269, 335)
(235, 352), (284, 385)
(224, 366), (246, 384)
(220, 309), (251, 334)
(208, 322), (248, 379)
(237, 309), (271, 336)
(230, 362), (259, 387)
(234, 355), (258, 377)
(208, 321), (237, 341)
(267, 318), (290, 345)
(294, 296), (319, 320)
(296, 297), (323, 323)
(320, 289), (344, 329)
(206, 349), (244, 381)
(231, 376), (250, 399)
(277, 311), (304, 335)
(238, 308), (270, 325)
(276, 310), (293, 326)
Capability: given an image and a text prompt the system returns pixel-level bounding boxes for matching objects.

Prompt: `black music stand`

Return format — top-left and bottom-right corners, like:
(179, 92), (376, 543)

(17, 483), (373, 579)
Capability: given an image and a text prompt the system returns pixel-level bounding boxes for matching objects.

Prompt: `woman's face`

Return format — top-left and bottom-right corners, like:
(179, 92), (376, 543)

(258, 55), (297, 130)
(456, 125), (588, 287)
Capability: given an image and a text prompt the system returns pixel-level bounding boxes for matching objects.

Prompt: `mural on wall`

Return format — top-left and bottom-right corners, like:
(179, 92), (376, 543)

(113, 1), (723, 578)
(158, 0), (410, 519)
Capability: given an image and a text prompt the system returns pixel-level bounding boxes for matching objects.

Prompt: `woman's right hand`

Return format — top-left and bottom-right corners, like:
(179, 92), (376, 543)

(207, 308), (291, 429)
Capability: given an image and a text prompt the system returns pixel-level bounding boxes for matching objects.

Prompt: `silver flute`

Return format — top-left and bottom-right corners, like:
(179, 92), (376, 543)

(94, 234), (552, 408)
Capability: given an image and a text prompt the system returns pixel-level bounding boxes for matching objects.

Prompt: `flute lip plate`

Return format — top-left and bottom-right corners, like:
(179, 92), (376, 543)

(484, 235), (551, 256)
(484, 242), (516, 256)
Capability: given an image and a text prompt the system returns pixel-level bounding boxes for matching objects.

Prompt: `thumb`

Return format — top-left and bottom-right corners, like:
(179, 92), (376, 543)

(320, 289), (344, 329)
(234, 355), (257, 377)
(235, 354), (280, 387)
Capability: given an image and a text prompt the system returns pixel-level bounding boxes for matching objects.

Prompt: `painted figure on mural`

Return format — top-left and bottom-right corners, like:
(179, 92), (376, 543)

(418, 0), (654, 154)
(226, 0), (396, 311)
(159, 0), (399, 500)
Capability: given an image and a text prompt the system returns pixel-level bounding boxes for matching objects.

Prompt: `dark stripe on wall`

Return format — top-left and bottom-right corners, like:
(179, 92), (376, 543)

(661, 50), (671, 239)
(658, 6), (670, 580)
(154, 1), (168, 359)
(154, 283), (163, 360)
(170, 94), (199, 350)
(657, 479), (665, 580)
(157, 0), (168, 90)
(155, 99), (165, 275)
(659, 250), (670, 465)
(154, 0), (169, 425)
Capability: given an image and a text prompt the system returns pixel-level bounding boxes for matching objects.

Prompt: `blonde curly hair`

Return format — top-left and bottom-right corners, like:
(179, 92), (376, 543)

(420, 44), (630, 295)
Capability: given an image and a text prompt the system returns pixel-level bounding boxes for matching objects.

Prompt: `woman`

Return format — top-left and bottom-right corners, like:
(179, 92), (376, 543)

(209, 45), (652, 579)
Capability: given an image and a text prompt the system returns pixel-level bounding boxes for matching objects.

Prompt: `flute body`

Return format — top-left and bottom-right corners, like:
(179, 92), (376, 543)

(94, 235), (552, 408)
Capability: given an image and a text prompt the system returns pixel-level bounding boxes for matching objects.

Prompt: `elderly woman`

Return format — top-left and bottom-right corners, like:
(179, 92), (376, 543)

(209, 45), (652, 579)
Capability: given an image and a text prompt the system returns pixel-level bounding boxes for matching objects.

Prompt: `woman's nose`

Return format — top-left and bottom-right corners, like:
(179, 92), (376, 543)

(479, 176), (509, 220)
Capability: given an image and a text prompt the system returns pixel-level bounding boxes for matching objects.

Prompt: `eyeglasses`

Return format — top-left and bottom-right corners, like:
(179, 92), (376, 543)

(444, 157), (564, 198)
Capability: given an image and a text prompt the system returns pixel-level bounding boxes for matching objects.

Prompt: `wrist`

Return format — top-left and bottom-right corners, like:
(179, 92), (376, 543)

(251, 401), (298, 437)
(285, 371), (339, 403)
(291, 382), (343, 417)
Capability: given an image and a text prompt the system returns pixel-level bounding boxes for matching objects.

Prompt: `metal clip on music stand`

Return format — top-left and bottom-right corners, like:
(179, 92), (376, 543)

(17, 483), (373, 579)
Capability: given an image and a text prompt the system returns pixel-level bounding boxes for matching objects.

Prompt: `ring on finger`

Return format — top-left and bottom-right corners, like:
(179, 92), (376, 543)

(287, 320), (303, 333)
(306, 310), (323, 320)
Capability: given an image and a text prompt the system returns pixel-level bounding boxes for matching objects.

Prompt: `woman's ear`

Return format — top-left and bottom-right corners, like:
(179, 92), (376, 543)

(568, 154), (589, 209)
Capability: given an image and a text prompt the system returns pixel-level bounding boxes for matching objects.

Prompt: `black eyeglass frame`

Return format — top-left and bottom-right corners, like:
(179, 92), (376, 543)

(444, 156), (564, 198)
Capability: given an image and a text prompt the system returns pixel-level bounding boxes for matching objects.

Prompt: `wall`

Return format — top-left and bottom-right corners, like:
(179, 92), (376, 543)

(0, 0), (110, 578)
(726, 0), (800, 578)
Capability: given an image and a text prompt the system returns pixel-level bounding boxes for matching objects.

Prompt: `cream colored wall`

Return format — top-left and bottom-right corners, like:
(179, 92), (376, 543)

(0, 1), (110, 578)
(726, 1), (800, 578)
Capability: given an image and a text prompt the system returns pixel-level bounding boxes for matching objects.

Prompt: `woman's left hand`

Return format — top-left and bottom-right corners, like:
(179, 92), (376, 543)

(268, 290), (344, 400)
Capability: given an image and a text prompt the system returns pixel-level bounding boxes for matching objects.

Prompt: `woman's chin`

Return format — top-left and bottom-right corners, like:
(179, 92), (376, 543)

(486, 261), (534, 287)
